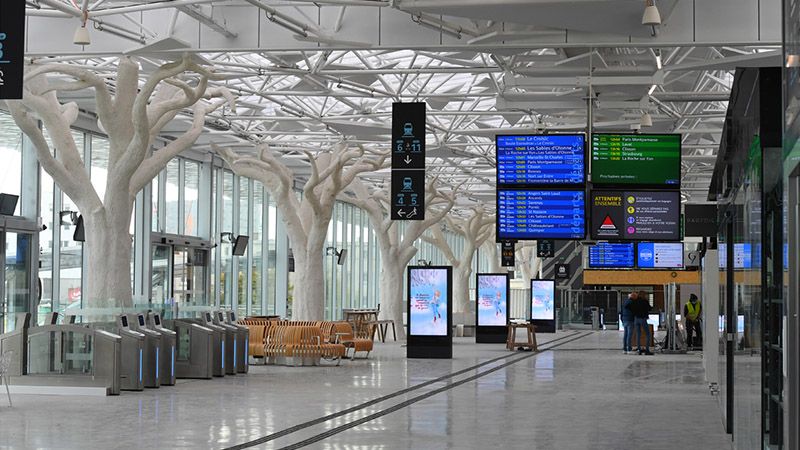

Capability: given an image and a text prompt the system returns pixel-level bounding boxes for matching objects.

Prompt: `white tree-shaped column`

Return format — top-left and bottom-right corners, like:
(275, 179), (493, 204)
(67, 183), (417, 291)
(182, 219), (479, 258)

(214, 143), (388, 320)
(423, 208), (494, 315)
(348, 178), (459, 339)
(5, 56), (234, 308)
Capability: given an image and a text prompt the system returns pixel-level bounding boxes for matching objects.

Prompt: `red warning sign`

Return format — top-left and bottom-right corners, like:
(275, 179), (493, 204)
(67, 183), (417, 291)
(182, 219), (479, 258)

(600, 215), (616, 230)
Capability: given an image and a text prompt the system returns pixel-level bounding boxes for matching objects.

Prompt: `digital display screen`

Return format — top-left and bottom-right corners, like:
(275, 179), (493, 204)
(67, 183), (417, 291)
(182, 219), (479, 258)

(496, 134), (585, 186)
(637, 242), (684, 268)
(138, 315), (145, 326)
(230, 312), (236, 321)
(718, 315), (745, 333)
(587, 242), (635, 268)
(531, 279), (555, 321)
(476, 274), (508, 326)
(719, 243), (753, 269)
(498, 189), (585, 240)
(409, 267), (450, 336)
(647, 314), (660, 328)
(154, 315), (161, 326)
(205, 313), (212, 322)
(590, 190), (680, 241)
(218, 312), (225, 321)
(591, 134), (681, 186)
(120, 316), (129, 327)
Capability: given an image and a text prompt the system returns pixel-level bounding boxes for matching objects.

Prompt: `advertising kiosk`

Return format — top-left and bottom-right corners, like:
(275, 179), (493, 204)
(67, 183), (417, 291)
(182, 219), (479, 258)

(407, 266), (452, 358)
(475, 273), (510, 343)
(531, 279), (557, 333)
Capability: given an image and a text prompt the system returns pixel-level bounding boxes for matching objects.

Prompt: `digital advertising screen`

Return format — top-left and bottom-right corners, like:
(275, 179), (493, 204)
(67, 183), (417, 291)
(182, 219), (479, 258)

(498, 189), (585, 240)
(590, 134), (681, 186)
(531, 279), (556, 321)
(476, 274), (509, 326)
(587, 242), (635, 268)
(409, 267), (450, 336)
(637, 242), (684, 268)
(590, 190), (680, 241)
(496, 134), (585, 186)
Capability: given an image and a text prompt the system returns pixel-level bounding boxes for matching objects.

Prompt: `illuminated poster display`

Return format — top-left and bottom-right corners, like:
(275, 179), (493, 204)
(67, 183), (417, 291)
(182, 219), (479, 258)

(476, 274), (508, 326)
(531, 279), (556, 321)
(409, 267), (450, 336)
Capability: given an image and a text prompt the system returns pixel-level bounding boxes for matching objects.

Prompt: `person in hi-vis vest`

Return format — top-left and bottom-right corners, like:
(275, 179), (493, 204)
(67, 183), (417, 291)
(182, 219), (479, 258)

(683, 294), (702, 348)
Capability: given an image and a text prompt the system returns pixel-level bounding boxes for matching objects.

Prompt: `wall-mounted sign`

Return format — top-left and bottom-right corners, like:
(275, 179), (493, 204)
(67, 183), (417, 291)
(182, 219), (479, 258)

(501, 240), (515, 267)
(684, 204), (718, 237)
(0, 0), (26, 99)
(391, 102), (426, 220)
(537, 239), (555, 257)
(590, 190), (680, 241)
(555, 263), (570, 279)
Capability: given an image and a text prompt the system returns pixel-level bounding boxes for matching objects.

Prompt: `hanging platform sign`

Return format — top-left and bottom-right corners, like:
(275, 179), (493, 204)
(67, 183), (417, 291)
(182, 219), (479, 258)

(501, 240), (515, 267)
(391, 102), (426, 220)
(0, 0), (26, 99)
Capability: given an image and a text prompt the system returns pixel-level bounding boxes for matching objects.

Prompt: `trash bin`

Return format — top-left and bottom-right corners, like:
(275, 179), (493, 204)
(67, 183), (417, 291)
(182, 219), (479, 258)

(590, 306), (601, 330)
(455, 324), (464, 337)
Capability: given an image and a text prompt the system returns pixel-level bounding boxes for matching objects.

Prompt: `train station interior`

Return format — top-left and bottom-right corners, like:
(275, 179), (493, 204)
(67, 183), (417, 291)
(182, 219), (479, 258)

(0, 0), (798, 448)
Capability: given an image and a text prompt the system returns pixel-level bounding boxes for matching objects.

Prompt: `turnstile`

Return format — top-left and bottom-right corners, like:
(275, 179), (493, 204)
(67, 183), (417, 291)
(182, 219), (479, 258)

(198, 312), (227, 377)
(126, 314), (162, 388)
(223, 311), (249, 374)
(164, 318), (214, 379)
(146, 313), (177, 386)
(212, 311), (238, 375)
(116, 315), (145, 391)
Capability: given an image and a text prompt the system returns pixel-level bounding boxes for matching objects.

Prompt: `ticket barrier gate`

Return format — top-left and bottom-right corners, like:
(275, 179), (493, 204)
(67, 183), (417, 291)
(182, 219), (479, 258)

(200, 312), (232, 376)
(145, 313), (177, 385)
(116, 315), (145, 391)
(0, 313), (123, 395)
(212, 311), (239, 375)
(163, 318), (215, 379)
(223, 311), (249, 374)
(124, 314), (162, 389)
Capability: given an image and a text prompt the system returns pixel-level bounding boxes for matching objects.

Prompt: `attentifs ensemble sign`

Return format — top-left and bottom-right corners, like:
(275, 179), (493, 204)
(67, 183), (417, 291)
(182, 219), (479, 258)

(0, 0), (25, 99)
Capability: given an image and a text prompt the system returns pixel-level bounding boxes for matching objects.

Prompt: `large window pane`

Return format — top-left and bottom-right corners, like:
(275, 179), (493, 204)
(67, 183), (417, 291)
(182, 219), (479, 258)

(184, 160), (200, 236)
(165, 159), (179, 234)
(0, 111), (22, 215)
(237, 180), (250, 317)
(251, 183), (263, 316)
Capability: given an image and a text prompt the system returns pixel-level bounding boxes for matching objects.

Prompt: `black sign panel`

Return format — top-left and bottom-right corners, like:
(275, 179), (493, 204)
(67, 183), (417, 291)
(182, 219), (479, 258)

(537, 240), (555, 258)
(684, 204), (718, 237)
(392, 102), (426, 220)
(590, 190), (681, 241)
(555, 263), (570, 279)
(0, 0), (26, 99)
(501, 240), (515, 267)
(392, 102), (426, 169)
(391, 169), (425, 220)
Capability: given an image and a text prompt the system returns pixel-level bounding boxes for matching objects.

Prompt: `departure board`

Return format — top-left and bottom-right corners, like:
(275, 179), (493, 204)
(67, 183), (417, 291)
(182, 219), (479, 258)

(637, 242), (684, 268)
(497, 190), (585, 240)
(496, 134), (585, 186)
(590, 190), (680, 241)
(719, 243), (752, 269)
(587, 242), (635, 268)
(591, 134), (681, 186)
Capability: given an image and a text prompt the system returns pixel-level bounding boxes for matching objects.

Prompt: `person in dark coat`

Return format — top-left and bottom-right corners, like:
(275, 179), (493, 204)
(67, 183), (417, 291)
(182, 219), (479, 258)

(620, 292), (637, 354)
(632, 290), (654, 355)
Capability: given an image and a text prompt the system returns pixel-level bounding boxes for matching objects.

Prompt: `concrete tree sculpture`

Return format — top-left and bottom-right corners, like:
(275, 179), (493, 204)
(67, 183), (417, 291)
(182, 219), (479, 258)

(5, 56), (234, 308)
(480, 227), (504, 274)
(214, 143), (388, 320)
(423, 208), (494, 316)
(348, 178), (459, 339)
(516, 241), (542, 282)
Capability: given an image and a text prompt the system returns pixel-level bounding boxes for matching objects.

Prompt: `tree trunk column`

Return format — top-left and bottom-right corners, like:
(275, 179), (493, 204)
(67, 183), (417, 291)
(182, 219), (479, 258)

(83, 214), (134, 309)
(380, 267), (406, 340)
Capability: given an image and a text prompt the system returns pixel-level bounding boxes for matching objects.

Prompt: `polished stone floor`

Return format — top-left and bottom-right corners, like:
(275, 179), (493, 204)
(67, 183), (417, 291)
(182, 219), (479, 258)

(0, 331), (731, 449)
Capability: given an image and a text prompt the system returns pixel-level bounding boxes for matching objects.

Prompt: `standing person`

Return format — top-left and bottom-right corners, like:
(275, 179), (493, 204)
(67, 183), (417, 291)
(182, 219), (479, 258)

(632, 290), (654, 355)
(683, 293), (703, 348)
(620, 291), (637, 354)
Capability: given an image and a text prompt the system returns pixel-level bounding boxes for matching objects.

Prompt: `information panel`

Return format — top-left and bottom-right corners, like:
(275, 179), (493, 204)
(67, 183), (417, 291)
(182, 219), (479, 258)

(719, 243), (753, 269)
(498, 190), (585, 240)
(637, 242), (684, 268)
(391, 102), (426, 220)
(496, 134), (585, 186)
(590, 190), (680, 241)
(409, 267), (450, 336)
(476, 274), (509, 326)
(531, 279), (555, 321)
(591, 134), (681, 186)
(587, 242), (635, 268)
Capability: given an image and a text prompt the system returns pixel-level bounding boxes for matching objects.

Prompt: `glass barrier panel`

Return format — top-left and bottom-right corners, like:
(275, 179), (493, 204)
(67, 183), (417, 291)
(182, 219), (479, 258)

(177, 326), (190, 361)
(63, 330), (93, 374)
(27, 330), (62, 374)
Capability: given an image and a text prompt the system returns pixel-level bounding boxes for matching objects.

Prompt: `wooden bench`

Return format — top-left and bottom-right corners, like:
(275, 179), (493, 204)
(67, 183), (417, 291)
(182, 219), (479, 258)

(260, 324), (346, 366)
(332, 321), (373, 359)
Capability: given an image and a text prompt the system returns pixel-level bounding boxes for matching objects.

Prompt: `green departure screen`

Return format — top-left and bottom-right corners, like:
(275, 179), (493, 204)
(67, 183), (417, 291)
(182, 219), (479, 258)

(590, 134), (681, 186)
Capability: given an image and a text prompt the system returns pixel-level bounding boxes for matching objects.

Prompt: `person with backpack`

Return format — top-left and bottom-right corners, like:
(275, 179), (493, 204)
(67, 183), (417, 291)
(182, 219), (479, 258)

(620, 291), (637, 354)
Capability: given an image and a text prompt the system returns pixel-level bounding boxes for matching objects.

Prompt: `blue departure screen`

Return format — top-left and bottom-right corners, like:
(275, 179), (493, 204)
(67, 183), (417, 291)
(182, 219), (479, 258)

(497, 190), (585, 240)
(588, 242), (634, 268)
(719, 243), (752, 269)
(496, 134), (585, 186)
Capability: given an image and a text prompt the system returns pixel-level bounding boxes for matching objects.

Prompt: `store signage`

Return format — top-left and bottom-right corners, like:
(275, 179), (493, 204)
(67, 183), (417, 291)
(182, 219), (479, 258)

(0, 0), (25, 99)
(537, 240), (555, 257)
(501, 240), (515, 267)
(391, 102), (426, 220)
(684, 204), (718, 237)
